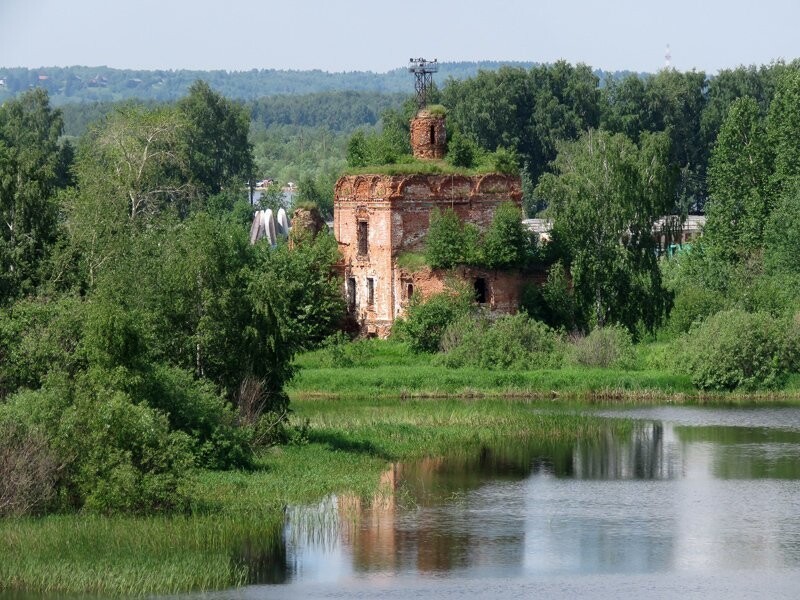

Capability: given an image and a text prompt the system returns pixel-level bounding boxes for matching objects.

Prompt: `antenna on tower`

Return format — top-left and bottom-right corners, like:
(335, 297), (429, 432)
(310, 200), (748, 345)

(665, 44), (672, 69)
(408, 58), (438, 109)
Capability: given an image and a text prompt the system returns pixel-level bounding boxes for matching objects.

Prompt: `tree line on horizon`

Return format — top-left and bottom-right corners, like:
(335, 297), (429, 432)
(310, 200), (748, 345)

(29, 59), (792, 221)
(0, 62), (643, 105)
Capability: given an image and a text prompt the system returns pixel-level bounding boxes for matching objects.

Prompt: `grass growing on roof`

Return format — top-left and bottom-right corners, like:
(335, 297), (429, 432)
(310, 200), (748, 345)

(396, 251), (428, 272)
(345, 157), (499, 176)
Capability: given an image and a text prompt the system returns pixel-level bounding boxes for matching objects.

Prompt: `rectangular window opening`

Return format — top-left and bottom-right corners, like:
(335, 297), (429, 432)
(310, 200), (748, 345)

(346, 277), (356, 313)
(357, 221), (368, 256)
(367, 277), (375, 307)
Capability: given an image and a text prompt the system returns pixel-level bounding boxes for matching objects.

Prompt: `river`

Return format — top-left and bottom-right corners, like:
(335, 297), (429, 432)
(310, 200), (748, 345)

(165, 405), (800, 599)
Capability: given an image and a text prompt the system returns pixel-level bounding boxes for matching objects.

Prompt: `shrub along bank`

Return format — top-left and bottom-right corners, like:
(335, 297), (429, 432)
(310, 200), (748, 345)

(293, 317), (800, 399)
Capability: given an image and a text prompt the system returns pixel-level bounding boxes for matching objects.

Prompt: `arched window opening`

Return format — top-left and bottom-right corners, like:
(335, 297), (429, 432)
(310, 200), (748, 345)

(429, 123), (436, 145)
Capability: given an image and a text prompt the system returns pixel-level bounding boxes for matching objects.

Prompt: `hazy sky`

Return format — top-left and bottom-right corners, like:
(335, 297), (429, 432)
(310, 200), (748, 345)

(2, 0), (798, 74)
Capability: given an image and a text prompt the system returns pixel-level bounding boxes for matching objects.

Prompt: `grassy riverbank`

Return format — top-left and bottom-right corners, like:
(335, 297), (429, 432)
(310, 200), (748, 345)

(0, 396), (624, 596)
(289, 339), (800, 402)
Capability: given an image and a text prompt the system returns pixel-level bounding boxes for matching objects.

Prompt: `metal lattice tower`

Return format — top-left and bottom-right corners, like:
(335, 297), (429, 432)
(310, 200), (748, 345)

(408, 58), (438, 109)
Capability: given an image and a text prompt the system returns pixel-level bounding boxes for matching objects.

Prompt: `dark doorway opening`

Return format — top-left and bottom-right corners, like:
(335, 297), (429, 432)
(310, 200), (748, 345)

(429, 124), (436, 145)
(474, 278), (487, 304)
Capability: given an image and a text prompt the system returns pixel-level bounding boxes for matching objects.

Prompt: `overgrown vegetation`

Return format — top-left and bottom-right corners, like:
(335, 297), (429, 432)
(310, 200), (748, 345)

(0, 84), (343, 516)
(424, 203), (531, 270)
(437, 313), (562, 370)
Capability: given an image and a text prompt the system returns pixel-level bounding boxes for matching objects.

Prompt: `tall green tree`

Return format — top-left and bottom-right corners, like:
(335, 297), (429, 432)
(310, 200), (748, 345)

(59, 104), (190, 289)
(602, 70), (708, 211)
(442, 62), (600, 210)
(644, 70), (707, 211)
(701, 63), (781, 155)
(248, 232), (344, 353)
(767, 65), (800, 197)
(0, 89), (70, 303)
(704, 97), (773, 261)
(481, 202), (529, 269)
(601, 75), (648, 142)
(178, 80), (255, 200)
(296, 173), (336, 219)
(536, 129), (675, 333)
(764, 187), (800, 276)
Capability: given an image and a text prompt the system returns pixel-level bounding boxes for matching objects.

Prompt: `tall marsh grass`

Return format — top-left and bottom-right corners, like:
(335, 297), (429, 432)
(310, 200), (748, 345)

(0, 514), (281, 595)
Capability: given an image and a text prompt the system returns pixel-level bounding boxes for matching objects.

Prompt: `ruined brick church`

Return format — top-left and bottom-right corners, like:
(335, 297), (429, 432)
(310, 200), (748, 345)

(333, 65), (524, 336)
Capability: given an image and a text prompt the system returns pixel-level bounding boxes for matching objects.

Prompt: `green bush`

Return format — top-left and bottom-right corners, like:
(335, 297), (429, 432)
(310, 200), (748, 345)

(520, 261), (578, 331)
(783, 313), (800, 372)
(487, 146), (520, 175)
(437, 313), (562, 369)
(735, 272), (800, 317)
(0, 295), (86, 398)
(393, 286), (473, 353)
(568, 325), (635, 369)
(447, 130), (478, 168)
(425, 208), (471, 269)
(638, 341), (681, 372)
(57, 384), (195, 514)
(481, 202), (528, 269)
(667, 284), (726, 334)
(141, 365), (252, 470)
(682, 309), (796, 390)
(2, 367), (196, 514)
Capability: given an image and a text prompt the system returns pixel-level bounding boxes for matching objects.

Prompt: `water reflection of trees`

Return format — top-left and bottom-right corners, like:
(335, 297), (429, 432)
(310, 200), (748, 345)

(241, 418), (800, 584)
(675, 425), (800, 479)
(232, 527), (291, 585)
(571, 423), (676, 480)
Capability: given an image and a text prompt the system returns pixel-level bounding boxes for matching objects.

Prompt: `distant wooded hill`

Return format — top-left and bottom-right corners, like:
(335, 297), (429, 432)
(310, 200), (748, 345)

(0, 62), (642, 105)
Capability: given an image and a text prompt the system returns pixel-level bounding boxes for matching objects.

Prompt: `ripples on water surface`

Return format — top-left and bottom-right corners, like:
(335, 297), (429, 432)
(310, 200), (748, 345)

(167, 407), (800, 598)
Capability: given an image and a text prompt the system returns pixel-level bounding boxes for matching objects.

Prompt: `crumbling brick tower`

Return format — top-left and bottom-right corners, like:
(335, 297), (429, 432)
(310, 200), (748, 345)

(409, 109), (446, 159)
(333, 60), (523, 337)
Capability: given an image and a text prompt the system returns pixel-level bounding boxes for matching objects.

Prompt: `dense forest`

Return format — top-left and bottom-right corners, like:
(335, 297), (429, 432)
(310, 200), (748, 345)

(2, 58), (800, 519)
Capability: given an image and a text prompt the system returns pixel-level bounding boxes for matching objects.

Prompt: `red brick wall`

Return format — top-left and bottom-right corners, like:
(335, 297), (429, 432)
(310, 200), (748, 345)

(394, 266), (524, 318)
(410, 113), (446, 159)
(334, 173), (523, 337)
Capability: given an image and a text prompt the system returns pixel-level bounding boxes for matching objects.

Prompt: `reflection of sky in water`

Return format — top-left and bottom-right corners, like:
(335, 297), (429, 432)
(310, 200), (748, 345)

(152, 407), (800, 600)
